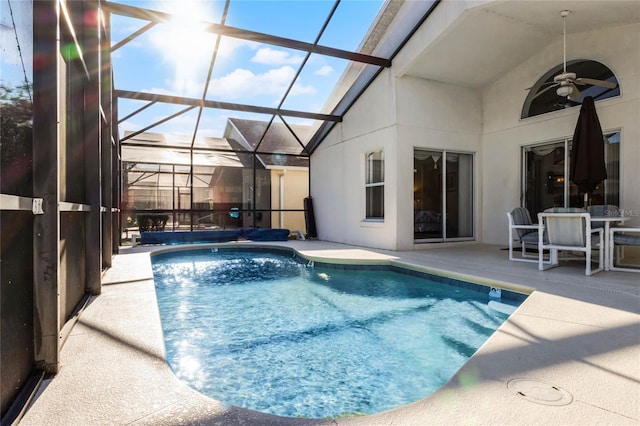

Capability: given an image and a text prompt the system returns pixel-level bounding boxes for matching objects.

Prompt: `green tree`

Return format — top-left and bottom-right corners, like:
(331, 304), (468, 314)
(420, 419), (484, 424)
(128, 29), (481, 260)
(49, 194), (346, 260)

(1, 83), (33, 196)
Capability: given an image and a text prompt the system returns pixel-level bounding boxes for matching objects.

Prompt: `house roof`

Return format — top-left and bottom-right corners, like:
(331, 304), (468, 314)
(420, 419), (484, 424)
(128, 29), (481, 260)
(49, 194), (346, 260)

(121, 130), (245, 168)
(226, 118), (311, 169)
(121, 123), (310, 169)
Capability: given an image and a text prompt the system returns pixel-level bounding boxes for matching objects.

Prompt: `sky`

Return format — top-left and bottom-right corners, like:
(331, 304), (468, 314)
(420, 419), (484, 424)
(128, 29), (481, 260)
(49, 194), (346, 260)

(1, 0), (34, 98)
(111, 0), (385, 141)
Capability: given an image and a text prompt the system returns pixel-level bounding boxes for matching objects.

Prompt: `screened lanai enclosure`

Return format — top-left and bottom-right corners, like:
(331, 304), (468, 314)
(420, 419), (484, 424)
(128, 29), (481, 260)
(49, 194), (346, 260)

(6, 0), (639, 421)
(1, 0), (440, 419)
(121, 119), (311, 236)
(108, 0), (423, 242)
(2, 0), (413, 408)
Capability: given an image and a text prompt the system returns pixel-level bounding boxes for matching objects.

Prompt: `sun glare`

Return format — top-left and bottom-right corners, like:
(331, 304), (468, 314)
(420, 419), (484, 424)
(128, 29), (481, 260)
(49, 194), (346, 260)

(155, 1), (216, 95)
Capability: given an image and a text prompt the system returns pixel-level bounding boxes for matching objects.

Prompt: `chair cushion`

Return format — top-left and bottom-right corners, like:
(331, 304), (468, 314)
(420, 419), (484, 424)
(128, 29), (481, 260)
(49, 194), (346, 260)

(613, 233), (640, 246)
(520, 229), (548, 244)
(520, 231), (545, 244)
(511, 207), (534, 238)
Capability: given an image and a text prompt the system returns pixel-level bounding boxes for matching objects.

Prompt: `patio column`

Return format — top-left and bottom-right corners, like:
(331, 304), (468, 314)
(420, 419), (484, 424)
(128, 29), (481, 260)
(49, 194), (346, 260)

(32, 0), (61, 373)
(83, 0), (103, 294)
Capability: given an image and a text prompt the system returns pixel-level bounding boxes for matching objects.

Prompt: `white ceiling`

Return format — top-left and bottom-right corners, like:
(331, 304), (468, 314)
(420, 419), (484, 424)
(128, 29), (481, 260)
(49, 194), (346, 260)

(403, 0), (640, 88)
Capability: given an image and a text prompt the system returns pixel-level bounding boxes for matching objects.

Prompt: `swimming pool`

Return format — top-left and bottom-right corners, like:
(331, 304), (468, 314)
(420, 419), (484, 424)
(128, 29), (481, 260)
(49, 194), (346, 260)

(152, 247), (525, 419)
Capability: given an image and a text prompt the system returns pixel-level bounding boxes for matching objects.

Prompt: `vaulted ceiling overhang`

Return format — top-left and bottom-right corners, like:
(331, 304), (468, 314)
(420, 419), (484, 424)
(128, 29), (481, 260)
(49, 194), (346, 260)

(400, 1), (640, 89)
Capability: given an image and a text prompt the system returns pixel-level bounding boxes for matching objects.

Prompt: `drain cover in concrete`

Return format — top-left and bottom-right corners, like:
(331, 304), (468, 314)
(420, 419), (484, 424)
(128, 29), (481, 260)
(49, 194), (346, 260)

(507, 378), (573, 406)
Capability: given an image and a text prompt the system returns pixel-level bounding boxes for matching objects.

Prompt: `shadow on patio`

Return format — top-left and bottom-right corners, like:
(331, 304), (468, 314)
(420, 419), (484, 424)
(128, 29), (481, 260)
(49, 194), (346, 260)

(19, 242), (640, 425)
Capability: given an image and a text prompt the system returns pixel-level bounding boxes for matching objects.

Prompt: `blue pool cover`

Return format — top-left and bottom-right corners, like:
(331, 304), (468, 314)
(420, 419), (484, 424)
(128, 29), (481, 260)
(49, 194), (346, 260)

(140, 228), (290, 245)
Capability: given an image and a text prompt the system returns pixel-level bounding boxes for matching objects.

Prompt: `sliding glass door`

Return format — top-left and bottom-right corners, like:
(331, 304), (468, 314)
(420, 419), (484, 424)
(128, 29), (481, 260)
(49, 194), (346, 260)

(523, 141), (566, 216)
(523, 132), (620, 219)
(414, 149), (474, 242)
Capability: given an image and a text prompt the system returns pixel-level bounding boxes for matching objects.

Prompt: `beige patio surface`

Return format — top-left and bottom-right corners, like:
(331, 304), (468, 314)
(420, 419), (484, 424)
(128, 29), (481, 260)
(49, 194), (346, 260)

(19, 241), (639, 425)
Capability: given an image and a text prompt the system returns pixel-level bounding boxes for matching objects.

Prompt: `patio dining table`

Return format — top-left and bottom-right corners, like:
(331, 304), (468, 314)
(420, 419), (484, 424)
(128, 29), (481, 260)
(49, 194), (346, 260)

(591, 215), (630, 271)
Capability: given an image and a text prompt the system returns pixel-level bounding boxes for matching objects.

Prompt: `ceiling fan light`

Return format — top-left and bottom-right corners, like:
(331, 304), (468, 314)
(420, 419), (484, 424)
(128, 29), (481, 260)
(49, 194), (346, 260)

(556, 85), (573, 97)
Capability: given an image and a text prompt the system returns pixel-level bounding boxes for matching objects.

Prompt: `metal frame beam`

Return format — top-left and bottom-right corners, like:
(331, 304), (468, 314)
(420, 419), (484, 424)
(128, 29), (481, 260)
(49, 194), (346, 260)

(83, 0), (103, 294)
(115, 89), (342, 122)
(120, 141), (308, 158)
(118, 100), (156, 124)
(306, 0), (441, 153)
(105, 1), (390, 67)
(120, 105), (197, 142)
(111, 21), (156, 51)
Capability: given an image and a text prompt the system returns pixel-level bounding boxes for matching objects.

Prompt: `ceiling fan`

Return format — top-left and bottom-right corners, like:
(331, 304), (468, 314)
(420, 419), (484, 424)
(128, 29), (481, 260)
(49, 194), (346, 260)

(530, 10), (618, 100)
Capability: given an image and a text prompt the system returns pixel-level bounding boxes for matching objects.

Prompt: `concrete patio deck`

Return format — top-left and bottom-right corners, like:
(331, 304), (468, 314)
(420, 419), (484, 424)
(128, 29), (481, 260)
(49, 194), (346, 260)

(18, 241), (639, 425)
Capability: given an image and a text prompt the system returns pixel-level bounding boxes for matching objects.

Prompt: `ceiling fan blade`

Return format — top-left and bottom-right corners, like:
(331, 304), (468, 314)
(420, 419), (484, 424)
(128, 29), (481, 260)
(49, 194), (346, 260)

(569, 83), (581, 100)
(526, 81), (555, 91)
(530, 83), (559, 100)
(574, 78), (618, 89)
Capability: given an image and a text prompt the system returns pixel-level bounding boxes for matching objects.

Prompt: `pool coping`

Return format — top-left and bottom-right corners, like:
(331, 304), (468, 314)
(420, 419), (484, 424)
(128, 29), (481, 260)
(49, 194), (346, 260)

(18, 241), (640, 425)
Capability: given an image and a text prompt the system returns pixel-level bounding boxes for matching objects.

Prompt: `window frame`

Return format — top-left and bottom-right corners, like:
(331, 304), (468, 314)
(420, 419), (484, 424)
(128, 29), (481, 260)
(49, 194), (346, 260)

(364, 149), (385, 220)
(413, 148), (475, 242)
(521, 131), (620, 216)
(521, 59), (620, 119)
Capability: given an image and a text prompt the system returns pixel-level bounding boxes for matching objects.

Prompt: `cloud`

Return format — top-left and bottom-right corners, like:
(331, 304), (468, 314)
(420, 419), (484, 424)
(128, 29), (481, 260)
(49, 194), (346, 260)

(315, 65), (333, 76)
(141, 87), (181, 96)
(166, 76), (207, 98)
(217, 37), (259, 59)
(208, 66), (315, 100)
(289, 81), (316, 96)
(251, 47), (304, 65)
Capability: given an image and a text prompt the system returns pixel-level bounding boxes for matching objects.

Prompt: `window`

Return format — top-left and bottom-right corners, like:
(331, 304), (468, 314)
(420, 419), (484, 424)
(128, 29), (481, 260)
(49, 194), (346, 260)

(522, 60), (619, 119)
(365, 150), (384, 219)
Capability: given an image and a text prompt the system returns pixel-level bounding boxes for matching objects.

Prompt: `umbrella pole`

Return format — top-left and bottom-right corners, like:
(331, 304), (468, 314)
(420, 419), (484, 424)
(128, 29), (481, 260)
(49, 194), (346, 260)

(584, 192), (589, 209)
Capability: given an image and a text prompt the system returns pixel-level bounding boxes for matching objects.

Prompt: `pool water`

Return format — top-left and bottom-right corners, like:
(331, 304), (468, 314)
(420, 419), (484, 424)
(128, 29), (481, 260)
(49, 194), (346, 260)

(152, 248), (522, 419)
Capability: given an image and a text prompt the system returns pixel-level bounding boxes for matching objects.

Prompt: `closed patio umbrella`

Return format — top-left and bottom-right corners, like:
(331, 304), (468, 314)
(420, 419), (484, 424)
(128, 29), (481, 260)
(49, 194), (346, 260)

(570, 96), (607, 208)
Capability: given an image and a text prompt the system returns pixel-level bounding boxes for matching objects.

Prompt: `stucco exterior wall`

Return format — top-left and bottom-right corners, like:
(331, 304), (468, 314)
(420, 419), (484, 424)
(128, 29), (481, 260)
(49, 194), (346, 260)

(482, 23), (640, 245)
(312, 1), (489, 251)
(311, 70), (399, 249)
(311, 2), (639, 251)
(395, 77), (482, 249)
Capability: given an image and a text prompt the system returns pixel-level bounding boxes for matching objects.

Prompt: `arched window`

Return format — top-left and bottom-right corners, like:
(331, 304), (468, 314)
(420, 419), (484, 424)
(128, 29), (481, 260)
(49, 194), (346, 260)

(522, 60), (619, 119)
